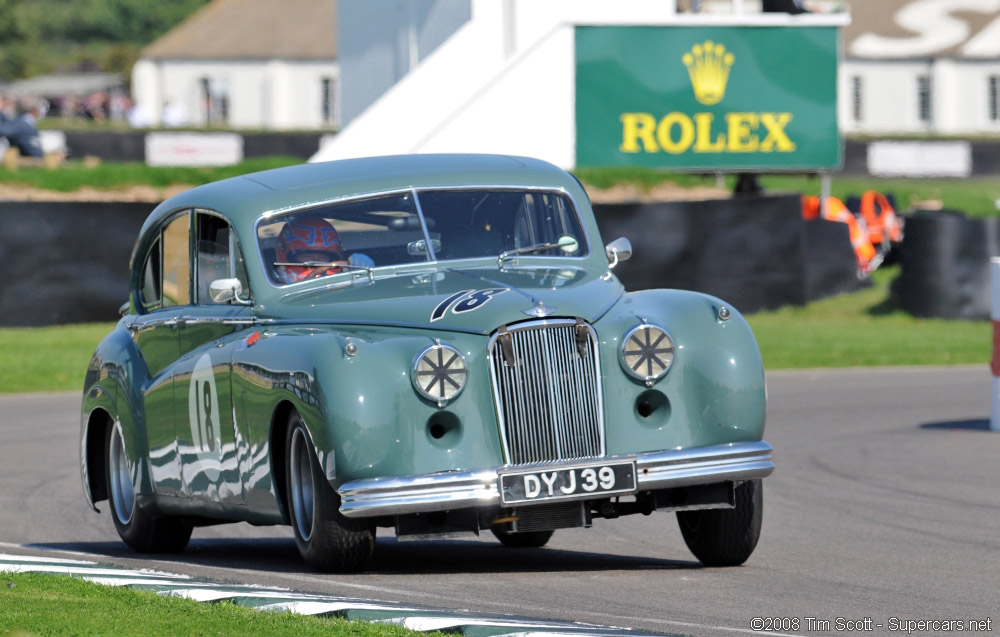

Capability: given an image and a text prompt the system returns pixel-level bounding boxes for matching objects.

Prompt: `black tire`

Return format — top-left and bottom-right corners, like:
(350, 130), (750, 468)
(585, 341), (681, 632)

(677, 479), (762, 567)
(105, 423), (191, 553)
(491, 526), (554, 548)
(286, 410), (374, 573)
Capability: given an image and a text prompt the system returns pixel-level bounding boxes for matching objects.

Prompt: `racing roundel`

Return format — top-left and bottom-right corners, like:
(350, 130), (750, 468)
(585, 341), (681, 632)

(188, 353), (223, 460)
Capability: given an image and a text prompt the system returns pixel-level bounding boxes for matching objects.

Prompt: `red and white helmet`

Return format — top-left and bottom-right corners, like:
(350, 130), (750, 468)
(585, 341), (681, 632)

(275, 217), (344, 282)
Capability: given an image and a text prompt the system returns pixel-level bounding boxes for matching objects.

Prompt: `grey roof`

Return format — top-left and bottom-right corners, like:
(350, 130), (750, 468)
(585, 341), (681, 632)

(845, 0), (1000, 59)
(3, 73), (123, 97)
(143, 0), (336, 60)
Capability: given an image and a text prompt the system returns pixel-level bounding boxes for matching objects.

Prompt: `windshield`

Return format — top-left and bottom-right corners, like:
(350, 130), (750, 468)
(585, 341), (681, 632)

(257, 189), (587, 286)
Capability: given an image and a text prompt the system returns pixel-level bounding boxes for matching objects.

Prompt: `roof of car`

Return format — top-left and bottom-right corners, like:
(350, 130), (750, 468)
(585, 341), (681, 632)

(145, 154), (584, 230)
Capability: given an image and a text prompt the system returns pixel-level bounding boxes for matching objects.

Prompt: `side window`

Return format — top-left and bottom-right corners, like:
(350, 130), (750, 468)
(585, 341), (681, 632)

(162, 213), (191, 307)
(139, 237), (162, 310)
(195, 212), (250, 304)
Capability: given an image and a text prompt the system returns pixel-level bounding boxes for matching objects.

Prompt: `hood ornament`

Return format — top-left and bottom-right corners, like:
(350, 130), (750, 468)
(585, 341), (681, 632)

(522, 300), (557, 318)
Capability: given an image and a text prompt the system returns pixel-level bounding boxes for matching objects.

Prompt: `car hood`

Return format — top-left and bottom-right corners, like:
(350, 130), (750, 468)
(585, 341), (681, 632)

(271, 266), (624, 333)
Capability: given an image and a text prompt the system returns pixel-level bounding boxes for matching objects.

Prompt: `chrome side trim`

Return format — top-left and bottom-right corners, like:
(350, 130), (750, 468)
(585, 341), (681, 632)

(337, 441), (774, 518)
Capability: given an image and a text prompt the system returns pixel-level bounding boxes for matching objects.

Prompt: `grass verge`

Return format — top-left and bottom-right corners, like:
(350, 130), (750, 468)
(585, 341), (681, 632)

(574, 168), (1000, 217)
(747, 266), (989, 369)
(2, 161), (998, 216)
(0, 157), (302, 192)
(0, 267), (989, 396)
(0, 323), (112, 394)
(0, 572), (427, 636)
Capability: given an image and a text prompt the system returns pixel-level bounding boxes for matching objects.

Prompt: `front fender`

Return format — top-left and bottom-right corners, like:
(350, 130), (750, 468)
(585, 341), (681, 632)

(234, 326), (504, 490)
(594, 289), (766, 455)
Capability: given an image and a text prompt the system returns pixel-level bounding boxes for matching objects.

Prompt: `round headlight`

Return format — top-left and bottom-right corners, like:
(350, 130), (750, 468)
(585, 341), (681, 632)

(620, 323), (674, 385)
(411, 343), (468, 404)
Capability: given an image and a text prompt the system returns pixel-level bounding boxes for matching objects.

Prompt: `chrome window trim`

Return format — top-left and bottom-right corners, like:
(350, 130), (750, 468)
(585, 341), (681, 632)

(135, 209), (192, 315)
(192, 207), (254, 306)
(486, 318), (606, 466)
(253, 185), (593, 290)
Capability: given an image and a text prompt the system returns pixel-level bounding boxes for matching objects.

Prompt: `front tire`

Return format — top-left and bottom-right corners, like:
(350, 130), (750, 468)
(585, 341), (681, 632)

(677, 479), (762, 567)
(286, 410), (374, 573)
(105, 423), (191, 553)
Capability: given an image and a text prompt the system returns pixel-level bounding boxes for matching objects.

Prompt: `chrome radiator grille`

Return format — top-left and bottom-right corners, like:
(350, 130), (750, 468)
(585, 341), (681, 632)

(488, 319), (605, 466)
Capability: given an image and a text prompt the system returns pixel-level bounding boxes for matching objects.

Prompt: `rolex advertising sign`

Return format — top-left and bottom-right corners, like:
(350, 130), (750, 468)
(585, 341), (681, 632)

(575, 26), (840, 170)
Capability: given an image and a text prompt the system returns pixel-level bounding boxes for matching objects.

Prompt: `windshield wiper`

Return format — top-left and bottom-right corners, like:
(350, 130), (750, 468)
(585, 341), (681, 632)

(274, 261), (375, 282)
(497, 237), (579, 267)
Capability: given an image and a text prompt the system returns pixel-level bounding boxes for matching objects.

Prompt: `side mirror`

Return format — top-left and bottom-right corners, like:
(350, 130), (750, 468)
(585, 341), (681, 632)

(605, 237), (632, 269)
(209, 278), (250, 304)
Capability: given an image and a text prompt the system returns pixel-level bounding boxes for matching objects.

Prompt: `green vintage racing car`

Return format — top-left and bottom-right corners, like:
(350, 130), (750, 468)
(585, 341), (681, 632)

(80, 154), (773, 572)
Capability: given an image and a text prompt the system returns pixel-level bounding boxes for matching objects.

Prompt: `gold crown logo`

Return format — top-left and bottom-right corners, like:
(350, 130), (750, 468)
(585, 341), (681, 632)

(682, 40), (735, 105)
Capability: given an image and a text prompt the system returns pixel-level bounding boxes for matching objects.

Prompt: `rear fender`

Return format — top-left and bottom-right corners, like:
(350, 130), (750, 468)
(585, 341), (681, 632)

(80, 323), (155, 512)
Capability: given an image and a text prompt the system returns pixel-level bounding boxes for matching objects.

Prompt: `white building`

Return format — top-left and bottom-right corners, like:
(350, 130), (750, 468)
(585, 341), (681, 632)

(131, 0), (338, 130)
(840, 0), (1000, 135)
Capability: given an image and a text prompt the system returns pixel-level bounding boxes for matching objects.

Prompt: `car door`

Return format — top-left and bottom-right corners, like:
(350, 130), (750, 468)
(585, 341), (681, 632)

(130, 210), (191, 496)
(172, 210), (255, 504)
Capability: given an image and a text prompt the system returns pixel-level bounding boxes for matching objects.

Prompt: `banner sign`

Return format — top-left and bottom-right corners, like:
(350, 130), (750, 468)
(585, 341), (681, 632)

(575, 25), (841, 171)
(145, 132), (244, 167)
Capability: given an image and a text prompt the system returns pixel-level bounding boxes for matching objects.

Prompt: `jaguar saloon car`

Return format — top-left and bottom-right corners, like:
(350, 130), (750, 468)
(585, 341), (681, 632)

(80, 154), (773, 572)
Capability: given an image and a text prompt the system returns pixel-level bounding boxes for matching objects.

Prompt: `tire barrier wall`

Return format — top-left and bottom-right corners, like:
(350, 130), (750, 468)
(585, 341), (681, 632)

(2, 196), (864, 326)
(803, 218), (868, 302)
(892, 210), (1000, 320)
(0, 201), (150, 326)
(593, 194), (865, 314)
(61, 131), (323, 162)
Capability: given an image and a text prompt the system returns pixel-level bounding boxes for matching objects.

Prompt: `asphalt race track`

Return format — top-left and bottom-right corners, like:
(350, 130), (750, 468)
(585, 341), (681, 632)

(1, 366), (997, 636)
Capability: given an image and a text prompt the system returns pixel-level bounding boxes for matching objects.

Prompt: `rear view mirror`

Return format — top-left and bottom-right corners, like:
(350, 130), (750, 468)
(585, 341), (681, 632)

(407, 239), (442, 256)
(605, 237), (632, 269)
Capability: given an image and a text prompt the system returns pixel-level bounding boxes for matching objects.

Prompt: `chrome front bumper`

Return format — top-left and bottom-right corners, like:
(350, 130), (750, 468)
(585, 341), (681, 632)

(337, 440), (774, 518)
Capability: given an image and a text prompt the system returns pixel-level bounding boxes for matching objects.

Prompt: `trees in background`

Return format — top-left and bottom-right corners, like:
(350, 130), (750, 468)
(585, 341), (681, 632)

(0, 0), (210, 82)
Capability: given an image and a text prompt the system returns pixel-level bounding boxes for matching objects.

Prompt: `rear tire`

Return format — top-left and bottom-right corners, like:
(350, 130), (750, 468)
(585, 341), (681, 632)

(491, 526), (554, 548)
(105, 423), (191, 553)
(286, 410), (374, 572)
(677, 480), (762, 567)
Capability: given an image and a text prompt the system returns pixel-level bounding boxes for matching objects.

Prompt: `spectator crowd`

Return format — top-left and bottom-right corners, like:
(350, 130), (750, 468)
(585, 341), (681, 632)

(0, 94), (44, 158)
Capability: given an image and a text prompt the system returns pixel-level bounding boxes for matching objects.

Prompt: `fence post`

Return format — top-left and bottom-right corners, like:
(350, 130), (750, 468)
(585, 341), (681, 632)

(991, 258), (1000, 431)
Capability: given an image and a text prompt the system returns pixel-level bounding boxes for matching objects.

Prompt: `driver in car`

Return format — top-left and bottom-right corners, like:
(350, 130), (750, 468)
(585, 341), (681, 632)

(274, 216), (374, 284)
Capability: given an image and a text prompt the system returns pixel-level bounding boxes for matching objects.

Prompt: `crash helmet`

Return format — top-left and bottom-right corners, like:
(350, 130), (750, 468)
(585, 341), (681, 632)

(275, 216), (344, 282)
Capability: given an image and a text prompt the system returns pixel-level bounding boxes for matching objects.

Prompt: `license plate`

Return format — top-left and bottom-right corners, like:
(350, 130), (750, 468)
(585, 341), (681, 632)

(499, 460), (637, 505)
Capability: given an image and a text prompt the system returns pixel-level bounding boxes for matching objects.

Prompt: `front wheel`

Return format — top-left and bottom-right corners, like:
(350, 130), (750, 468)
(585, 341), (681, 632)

(676, 479), (762, 567)
(105, 423), (191, 553)
(286, 410), (374, 572)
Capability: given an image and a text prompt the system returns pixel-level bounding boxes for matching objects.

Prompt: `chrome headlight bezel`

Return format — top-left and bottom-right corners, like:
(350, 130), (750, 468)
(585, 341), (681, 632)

(411, 343), (468, 405)
(619, 322), (675, 386)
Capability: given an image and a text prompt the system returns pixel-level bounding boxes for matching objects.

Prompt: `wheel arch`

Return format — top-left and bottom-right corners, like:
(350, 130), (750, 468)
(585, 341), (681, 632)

(269, 399), (297, 524)
(82, 407), (113, 509)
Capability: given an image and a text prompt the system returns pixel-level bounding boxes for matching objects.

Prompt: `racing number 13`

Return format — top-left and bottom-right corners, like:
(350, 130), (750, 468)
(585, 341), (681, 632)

(193, 381), (215, 452)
